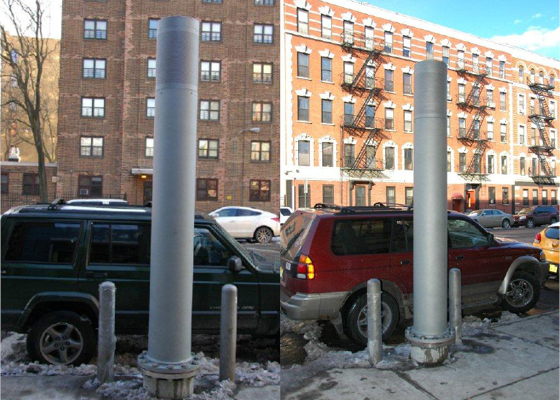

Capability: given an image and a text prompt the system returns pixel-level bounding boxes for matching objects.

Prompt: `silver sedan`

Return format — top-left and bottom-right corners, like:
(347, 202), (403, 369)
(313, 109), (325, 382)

(468, 209), (514, 229)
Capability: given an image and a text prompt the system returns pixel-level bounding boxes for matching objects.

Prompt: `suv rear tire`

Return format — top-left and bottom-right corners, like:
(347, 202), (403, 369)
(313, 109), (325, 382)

(551, 217), (558, 224)
(526, 219), (535, 228)
(501, 271), (540, 314)
(254, 227), (273, 244)
(346, 292), (399, 347)
(27, 311), (96, 366)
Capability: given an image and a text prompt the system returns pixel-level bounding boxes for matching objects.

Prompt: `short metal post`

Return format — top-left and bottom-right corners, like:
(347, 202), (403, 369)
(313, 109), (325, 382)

(97, 282), (116, 383)
(449, 268), (462, 345)
(220, 284), (237, 382)
(367, 279), (382, 365)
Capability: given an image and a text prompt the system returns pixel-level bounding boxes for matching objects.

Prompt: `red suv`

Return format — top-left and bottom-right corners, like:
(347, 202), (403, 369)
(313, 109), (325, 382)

(280, 204), (549, 346)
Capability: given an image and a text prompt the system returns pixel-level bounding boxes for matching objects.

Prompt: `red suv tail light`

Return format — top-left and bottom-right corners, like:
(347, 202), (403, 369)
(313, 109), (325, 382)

(296, 254), (315, 280)
(535, 232), (541, 244)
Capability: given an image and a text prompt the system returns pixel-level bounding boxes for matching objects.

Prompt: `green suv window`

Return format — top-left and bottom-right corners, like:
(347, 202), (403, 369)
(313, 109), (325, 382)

(4, 221), (81, 264)
(90, 223), (151, 265)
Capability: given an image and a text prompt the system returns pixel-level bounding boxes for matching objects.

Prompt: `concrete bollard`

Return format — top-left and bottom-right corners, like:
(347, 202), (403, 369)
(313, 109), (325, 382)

(367, 279), (382, 365)
(97, 281), (116, 383)
(449, 268), (462, 345)
(220, 284), (237, 382)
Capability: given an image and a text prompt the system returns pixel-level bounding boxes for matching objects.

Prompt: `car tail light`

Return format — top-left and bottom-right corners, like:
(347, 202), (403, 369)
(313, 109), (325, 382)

(296, 254), (315, 280)
(271, 217), (280, 222)
(535, 232), (541, 244)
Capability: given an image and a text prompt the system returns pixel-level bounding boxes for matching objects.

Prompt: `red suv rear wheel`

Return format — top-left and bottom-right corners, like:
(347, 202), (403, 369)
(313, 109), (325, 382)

(346, 292), (399, 346)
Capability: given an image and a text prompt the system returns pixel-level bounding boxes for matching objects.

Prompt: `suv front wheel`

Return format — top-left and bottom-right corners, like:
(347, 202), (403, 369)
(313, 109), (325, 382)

(346, 292), (399, 347)
(501, 271), (540, 314)
(27, 311), (96, 366)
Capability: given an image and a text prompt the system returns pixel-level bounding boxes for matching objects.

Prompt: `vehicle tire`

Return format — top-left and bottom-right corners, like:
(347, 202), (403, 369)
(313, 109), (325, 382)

(346, 292), (399, 347)
(501, 219), (511, 229)
(254, 227), (273, 244)
(526, 219), (535, 228)
(551, 217), (558, 224)
(27, 311), (96, 366)
(500, 271), (540, 314)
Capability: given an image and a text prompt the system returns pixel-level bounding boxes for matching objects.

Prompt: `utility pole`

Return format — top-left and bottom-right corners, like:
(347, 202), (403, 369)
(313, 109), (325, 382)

(406, 60), (455, 365)
(137, 16), (200, 399)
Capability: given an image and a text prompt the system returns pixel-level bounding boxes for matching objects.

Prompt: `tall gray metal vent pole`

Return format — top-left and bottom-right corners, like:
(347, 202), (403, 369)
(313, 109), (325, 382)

(405, 60), (455, 364)
(138, 16), (200, 399)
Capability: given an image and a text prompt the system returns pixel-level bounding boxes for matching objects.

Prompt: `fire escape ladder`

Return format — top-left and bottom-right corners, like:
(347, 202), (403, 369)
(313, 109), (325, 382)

(528, 115), (553, 155)
(351, 129), (380, 170)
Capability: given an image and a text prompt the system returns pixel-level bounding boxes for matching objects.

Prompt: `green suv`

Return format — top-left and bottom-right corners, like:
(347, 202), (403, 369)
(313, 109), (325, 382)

(1, 203), (279, 366)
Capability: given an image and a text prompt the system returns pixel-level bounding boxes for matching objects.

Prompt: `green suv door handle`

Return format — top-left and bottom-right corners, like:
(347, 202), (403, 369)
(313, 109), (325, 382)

(85, 271), (108, 279)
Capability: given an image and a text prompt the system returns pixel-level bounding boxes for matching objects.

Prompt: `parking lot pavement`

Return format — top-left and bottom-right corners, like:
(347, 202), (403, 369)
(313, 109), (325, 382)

(242, 237), (280, 265)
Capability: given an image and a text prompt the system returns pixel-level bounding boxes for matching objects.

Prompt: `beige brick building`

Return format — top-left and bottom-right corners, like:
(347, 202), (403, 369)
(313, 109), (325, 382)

(281, 0), (560, 213)
(56, 0), (279, 213)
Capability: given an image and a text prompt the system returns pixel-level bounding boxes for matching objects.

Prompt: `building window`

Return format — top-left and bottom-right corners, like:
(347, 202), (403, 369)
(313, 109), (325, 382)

(404, 110), (412, 133)
(532, 189), (539, 205)
(297, 140), (310, 166)
(255, 0), (274, 5)
(22, 173), (40, 195)
(457, 50), (465, 69)
(343, 62), (354, 85)
(459, 117), (466, 137)
(322, 142), (333, 167)
(403, 72), (412, 95)
(519, 125), (525, 144)
(518, 65), (524, 82)
(252, 102), (272, 122)
(201, 61), (221, 82)
(199, 100), (220, 121)
(426, 42), (434, 59)
(551, 190), (557, 205)
(297, 9), (309, 35)
(80, 137), (104, 157)
(550, 75), (556, 86)
(405, 187), (413, 206)
(499, 61), (505, 79)
(250, 180), (271, 202)
(321, 57), (332, 82)
(196, 179), (218, 201)
(203, 0), (223, 3)
(10, 49), (18, 62)
(365, 27), (374, 50)
(343, 21), (354, 44)
(297, 96), (309, 121)
(344, 144), (355, 167)
(251, 141), (270, 162)
(487, 121), (494, 141)
(201, 21), (221, 41)
(365, 66), (375, 89)
(78, 175), (103, 198)
(442, 46), (449, 66)
(83, 59), (106, 78)
(472, 54), (479, 73)
(385, 69), (394, 91)
(198, 139), (219, 159)
(486, 57), (493, 76)
(459, 153), (466, 172)
(487, 154), (494, 174)
(322, 99), (332, 124)
(148, 19), (158, 39)
(321, 15), (332, 39)
(502, 188), (509, 205)
(473, 119), (481, 139)
(84, 19), (107, 39)
(500, 92), (506, 111)
(146, 98), (155, 118)
(365, 106), (375, 128)
(551, 130), (557, 148)
(385, 108), (394, 130)
(486, 89), (493, 107)
(501, 156), (508, 174)
(1, 173), (8, 194)
(543, 190), (548, 205)
(473, 153), (481, 173)
(298, 184), (311, 208)
(403, 35), (411, 57)
(472, 86), (481, 106)
(323, 185), (334, 204)
(81, 98), (105, 118)
(254, 24), (273, 44)
(253, 62), (272, 84)
(147, 58), (156, 78)
(447, 116), (451, 137)
(458, 83), (466, 103)
(386, 186), (396, 206)
(384, 31), (393, 53)
(518, 94), (525, 114)
(531, 158), (538, 176)
(404, 148), (413, 170)
(297, 53), (309, 78)
(520, 157), (526, 175)
(146, 137), (154, 157)
(523, 189), (529, 205)
(344, 102), (354, 125)
(385, 146), (395, 170)
(447, 151), (452, 172)
(500, 123), (507, 143)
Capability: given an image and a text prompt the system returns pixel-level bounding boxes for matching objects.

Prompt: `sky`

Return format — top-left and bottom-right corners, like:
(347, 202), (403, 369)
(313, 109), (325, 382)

(2, 0), (559, 60)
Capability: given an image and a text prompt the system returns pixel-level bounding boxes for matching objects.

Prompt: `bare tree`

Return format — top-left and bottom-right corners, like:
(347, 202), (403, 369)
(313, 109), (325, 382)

(1, 0), (58, 201)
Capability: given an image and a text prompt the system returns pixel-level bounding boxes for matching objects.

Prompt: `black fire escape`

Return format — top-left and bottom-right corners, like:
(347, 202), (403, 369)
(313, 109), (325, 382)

(456, 64), (490, 181)
(527, 77), (556, 185)
(339, 32), (385, 178)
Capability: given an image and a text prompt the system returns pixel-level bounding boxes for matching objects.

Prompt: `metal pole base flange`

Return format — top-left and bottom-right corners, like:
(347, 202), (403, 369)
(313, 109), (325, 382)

(138, 352), (201, 399)
(406, 326), (455, 365)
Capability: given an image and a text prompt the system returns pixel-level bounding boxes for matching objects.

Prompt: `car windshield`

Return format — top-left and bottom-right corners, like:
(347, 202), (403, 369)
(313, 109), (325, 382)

(518, 208), (534, 215)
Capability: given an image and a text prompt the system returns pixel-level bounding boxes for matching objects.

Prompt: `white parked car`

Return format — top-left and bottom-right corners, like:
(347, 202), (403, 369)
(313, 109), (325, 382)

(280, 207), (294, 225)
(209, 206), (280, 244)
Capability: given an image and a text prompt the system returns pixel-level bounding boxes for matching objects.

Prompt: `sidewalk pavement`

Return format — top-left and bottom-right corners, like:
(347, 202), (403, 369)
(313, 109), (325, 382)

(282, 310), (559, 400)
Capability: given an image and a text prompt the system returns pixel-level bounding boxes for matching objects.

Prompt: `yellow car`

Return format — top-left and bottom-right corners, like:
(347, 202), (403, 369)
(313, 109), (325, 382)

(533, 222), (559, 276)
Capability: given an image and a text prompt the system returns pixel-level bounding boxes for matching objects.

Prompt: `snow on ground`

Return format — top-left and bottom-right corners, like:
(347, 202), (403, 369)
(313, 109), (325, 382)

(280, 315), (322, 340)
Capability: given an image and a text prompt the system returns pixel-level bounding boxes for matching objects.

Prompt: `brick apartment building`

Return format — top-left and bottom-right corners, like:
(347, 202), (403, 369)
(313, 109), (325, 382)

(281, 0), (560, 213)
(56, 0), (279, 213)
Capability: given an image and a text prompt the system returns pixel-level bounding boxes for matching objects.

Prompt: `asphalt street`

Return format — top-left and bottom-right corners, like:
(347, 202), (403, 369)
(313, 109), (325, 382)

(242, 237), (281, 265)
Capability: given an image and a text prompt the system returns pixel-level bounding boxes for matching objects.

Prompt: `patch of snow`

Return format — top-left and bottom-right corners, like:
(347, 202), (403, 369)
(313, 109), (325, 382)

(280, 315), (322, 340)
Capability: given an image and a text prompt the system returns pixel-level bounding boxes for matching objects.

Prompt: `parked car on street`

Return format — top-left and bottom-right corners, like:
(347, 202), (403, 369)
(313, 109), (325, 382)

(533, 222), (559, 278)
(280, 203), (548, 347)
(1, 202), (279, 366)
(513, 206), (558, 228)
(280, 207), (294, 226)
(66, 199), (129, 206)
(209, 206), (280, 244)
(468, 209), (514, 229)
